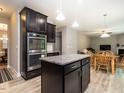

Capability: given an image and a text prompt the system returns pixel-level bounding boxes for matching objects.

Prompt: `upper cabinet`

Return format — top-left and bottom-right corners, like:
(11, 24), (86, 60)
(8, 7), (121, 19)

(37, 13), (47, 33)
(47, 23), (56, 43)
(20, 7), (47, 34)
(27, 9), (37, 32)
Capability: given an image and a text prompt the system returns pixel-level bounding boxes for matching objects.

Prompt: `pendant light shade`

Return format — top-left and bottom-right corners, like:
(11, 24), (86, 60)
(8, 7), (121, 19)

(56, 0), (65, 21)
(72, 21), (79, 28)
(56, 11), (65, 21)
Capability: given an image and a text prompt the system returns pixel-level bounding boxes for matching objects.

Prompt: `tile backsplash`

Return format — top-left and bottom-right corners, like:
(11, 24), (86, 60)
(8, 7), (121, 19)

(47, 43), (55, 52)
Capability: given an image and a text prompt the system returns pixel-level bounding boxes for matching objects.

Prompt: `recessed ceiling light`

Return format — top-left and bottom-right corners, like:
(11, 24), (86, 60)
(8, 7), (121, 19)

(0, 8), (3, 12)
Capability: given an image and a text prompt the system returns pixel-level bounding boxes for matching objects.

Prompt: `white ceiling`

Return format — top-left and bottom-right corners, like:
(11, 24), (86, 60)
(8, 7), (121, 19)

(0, 0), (124, 36)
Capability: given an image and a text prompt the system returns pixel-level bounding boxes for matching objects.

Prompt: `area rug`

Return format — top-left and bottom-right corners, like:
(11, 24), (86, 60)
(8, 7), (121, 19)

(0, 68), (13, 83)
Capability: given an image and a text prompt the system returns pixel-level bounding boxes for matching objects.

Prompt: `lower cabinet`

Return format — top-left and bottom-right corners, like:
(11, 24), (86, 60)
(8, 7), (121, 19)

(65, 68), (81, 93)
(47, 52), (59, 57)
(82, 63), (90, 92)
(42, 57), (90, 93)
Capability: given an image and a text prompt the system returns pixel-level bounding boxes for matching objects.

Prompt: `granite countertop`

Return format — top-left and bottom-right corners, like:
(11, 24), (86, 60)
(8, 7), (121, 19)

(40, 54), (90, 66)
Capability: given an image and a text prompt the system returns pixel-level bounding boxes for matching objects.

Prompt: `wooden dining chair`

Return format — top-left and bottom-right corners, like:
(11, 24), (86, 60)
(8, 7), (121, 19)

(96, 51), (105, 55)
(119, 57), (124, 70)
(104, 51), (114, 56)
(95, 55), (112, 73)
(90, 54), (95, 67)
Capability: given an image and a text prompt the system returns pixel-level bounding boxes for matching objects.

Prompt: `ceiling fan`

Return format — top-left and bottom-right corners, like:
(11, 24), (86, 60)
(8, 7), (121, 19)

(100, 31), (112, 38)
(84, 30), (112, 34)
(80, 14), (113, 38)
(80, 30), (112, 35)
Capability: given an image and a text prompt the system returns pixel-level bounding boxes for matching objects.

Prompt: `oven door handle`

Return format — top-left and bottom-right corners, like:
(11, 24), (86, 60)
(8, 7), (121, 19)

(28, 37), (46, 39)
(28, 53), (42, 55)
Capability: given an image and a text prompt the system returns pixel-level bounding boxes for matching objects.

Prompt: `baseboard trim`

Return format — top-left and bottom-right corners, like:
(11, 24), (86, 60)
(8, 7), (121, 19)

(7, 65), (21, 77)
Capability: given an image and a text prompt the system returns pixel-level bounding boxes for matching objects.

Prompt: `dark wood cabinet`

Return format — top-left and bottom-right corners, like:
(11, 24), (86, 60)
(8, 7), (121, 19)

(42, 62), (63, 93)
(65, 68), (81, 93)
(41, 57), (90, 93)
(82, 63), (90, 92)
(47, 52), (59, 57)
(47, 23), (56, 42)
(20, 7), (47, 80)
(27, 9), (37, 32)
(21, 7), (47, 34)
(37, 13), (47, 33)
(64, 61), (80, 75)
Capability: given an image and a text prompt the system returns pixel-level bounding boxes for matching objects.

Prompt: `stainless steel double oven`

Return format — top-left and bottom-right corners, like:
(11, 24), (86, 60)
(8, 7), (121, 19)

(27, 32), (47, 71)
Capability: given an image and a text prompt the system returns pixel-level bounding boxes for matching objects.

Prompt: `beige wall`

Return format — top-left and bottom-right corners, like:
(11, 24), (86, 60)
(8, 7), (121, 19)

(65, 27), (77, 54)
(0, 11), (21, 76)
(9, 8), (22, 76)
(90, 34), (124, 54)
(117, 34), (124, 46)
(57, 27), (78, 54)
(57, 27), (92, 54)
(91, 36), (117, 54)
(77, 32), (91, 51)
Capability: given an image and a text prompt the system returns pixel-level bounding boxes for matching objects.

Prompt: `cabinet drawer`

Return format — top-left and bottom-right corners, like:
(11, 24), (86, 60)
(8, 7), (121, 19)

(81, 58), (90, 66)
(47, 52), (59, 57)
(64, 61), (81, 74)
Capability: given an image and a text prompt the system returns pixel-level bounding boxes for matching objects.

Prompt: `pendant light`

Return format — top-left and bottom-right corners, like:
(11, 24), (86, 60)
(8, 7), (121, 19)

(72, 1), (80, 28)
(72, 21), (79, 28)
(56, 0), (65, 21)
(56, 11), (65, 21)
(100, 14), (111, 38)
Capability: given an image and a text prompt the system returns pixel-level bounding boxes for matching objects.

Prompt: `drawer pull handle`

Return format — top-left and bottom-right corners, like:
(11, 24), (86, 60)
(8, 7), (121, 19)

(71, 65), (77, 69)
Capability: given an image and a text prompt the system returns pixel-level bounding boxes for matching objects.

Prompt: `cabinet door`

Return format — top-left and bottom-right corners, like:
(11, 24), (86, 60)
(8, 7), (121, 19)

(82, 63), (90, 92)
(27, 9), (37, 32)
(37, 13), (47, 33)
(64, 68), (81, 93)
(47, 23), (56, 43)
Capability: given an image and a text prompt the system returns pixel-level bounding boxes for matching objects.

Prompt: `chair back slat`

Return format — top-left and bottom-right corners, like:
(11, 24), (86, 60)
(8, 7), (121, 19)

(121, 57), (124, 64)
(96, 51), (114, 56)
(94, 54), (112, 65)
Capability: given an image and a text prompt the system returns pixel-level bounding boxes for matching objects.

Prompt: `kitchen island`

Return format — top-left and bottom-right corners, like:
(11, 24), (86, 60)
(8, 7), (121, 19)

(40, 54), (90, 93)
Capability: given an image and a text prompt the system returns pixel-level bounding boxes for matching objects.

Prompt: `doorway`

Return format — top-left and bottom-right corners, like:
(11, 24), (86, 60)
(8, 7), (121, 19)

(0, 23), (8, 69)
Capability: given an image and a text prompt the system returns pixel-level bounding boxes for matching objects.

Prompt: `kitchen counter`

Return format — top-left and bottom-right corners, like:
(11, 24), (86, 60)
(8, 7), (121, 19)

(41, 54), (90, 93)
(40, 54), (90, 65)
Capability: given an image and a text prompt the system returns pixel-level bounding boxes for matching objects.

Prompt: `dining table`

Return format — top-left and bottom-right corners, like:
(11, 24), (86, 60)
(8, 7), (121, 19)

(93, 55), (119, 74)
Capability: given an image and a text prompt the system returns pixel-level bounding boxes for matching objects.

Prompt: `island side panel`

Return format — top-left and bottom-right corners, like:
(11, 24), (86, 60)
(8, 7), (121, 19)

(41, 61), (63, 93)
